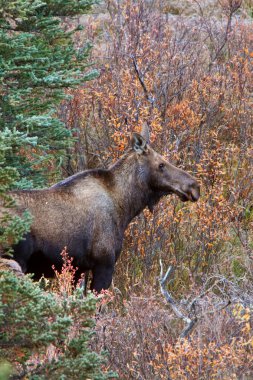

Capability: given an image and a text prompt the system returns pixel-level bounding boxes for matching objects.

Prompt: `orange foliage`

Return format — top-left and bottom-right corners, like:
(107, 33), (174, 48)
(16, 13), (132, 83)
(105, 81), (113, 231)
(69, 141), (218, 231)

(52, 247), (79, 296)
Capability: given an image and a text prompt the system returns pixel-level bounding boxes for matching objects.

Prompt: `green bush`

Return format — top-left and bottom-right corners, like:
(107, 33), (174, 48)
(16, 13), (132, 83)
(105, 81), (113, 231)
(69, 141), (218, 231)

(0, 271), (116, 379)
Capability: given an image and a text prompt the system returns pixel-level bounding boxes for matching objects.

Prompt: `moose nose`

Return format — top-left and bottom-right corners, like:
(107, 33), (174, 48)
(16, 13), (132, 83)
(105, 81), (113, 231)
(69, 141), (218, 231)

(189, 182), (200, 202)
(182, 180), (200, 202)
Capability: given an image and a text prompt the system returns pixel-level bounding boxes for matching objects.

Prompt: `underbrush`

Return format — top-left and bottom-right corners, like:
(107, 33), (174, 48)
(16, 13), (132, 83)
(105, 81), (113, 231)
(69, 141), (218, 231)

(1, 248), (253, 379)
(92, 284), (253, 380)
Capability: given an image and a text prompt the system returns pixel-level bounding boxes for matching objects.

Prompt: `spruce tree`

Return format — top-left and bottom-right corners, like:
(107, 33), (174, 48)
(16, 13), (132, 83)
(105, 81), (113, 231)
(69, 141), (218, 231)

(0, 0), (98, 187)
(0, 0), (98, 251)
(0, 129), (34, 252)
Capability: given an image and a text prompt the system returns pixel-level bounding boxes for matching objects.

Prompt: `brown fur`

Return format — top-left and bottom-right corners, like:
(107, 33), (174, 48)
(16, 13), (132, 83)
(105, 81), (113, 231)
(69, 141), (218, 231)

(1, 133), (200, 292)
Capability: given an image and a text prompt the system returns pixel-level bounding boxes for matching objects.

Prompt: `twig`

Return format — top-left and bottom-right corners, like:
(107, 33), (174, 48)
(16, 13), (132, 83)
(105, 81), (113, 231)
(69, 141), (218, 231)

(131, 54), (155, 107)
(193, 0), (242, 70)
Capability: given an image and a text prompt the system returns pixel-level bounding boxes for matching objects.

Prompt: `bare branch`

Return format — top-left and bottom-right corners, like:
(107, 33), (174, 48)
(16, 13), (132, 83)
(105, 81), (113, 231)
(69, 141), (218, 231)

(159, 262), (197, 338)
(159, 265), (235, 339)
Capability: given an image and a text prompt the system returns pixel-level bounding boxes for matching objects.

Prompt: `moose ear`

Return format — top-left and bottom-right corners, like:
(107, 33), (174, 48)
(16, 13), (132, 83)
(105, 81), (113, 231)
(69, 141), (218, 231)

(131, 133), (148, 154)
(141, 122), (150, 143)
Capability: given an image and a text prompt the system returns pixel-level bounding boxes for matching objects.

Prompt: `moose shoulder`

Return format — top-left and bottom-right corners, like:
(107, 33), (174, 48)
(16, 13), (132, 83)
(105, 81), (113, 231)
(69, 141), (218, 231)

(5, 131), (200, 292)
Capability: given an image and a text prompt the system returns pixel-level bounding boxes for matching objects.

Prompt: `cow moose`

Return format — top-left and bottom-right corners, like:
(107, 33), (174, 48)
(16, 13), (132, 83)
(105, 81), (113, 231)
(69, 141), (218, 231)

(2, 126), (200, 292)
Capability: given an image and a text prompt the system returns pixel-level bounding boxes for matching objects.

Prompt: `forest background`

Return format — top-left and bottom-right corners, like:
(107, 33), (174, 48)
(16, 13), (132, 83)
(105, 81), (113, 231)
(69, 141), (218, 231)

(0, 0), (253, 379)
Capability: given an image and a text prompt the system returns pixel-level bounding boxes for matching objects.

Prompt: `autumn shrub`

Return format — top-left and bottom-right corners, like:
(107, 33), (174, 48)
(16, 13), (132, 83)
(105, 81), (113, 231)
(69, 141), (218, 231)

(92, 283), (253, 379)
(51, 247), (81, 297)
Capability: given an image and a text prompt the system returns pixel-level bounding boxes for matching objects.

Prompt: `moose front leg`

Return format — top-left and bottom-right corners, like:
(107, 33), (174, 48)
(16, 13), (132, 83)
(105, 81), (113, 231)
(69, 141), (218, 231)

(90, 261), (114, 293)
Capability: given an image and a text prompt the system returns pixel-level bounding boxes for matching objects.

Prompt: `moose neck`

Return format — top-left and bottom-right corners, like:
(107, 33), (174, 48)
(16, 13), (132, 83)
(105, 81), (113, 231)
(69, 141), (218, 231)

(109, 152), (160, 229)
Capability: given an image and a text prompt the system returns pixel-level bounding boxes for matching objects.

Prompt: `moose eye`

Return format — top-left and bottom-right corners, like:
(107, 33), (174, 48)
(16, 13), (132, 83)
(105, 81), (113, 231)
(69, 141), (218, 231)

(159, 163), (165, 170)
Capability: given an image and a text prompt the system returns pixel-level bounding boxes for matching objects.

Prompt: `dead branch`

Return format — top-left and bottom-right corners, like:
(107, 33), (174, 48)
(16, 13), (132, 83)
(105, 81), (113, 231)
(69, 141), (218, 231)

(159, 260), (197, 338)
(159, 263), (235, 339)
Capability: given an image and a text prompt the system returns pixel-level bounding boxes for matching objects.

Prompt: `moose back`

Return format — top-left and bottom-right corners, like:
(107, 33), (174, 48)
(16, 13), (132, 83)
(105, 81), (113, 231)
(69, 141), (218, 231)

(3, 132), (200, 292)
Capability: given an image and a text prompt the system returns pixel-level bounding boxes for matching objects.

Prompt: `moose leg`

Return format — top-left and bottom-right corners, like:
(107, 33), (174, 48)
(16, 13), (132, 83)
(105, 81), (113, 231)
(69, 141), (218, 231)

(90, 263), (114, 293)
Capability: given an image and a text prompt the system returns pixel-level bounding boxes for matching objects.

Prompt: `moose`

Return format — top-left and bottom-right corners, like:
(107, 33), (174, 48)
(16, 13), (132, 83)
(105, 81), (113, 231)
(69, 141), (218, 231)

(2, 126), (200, 292)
